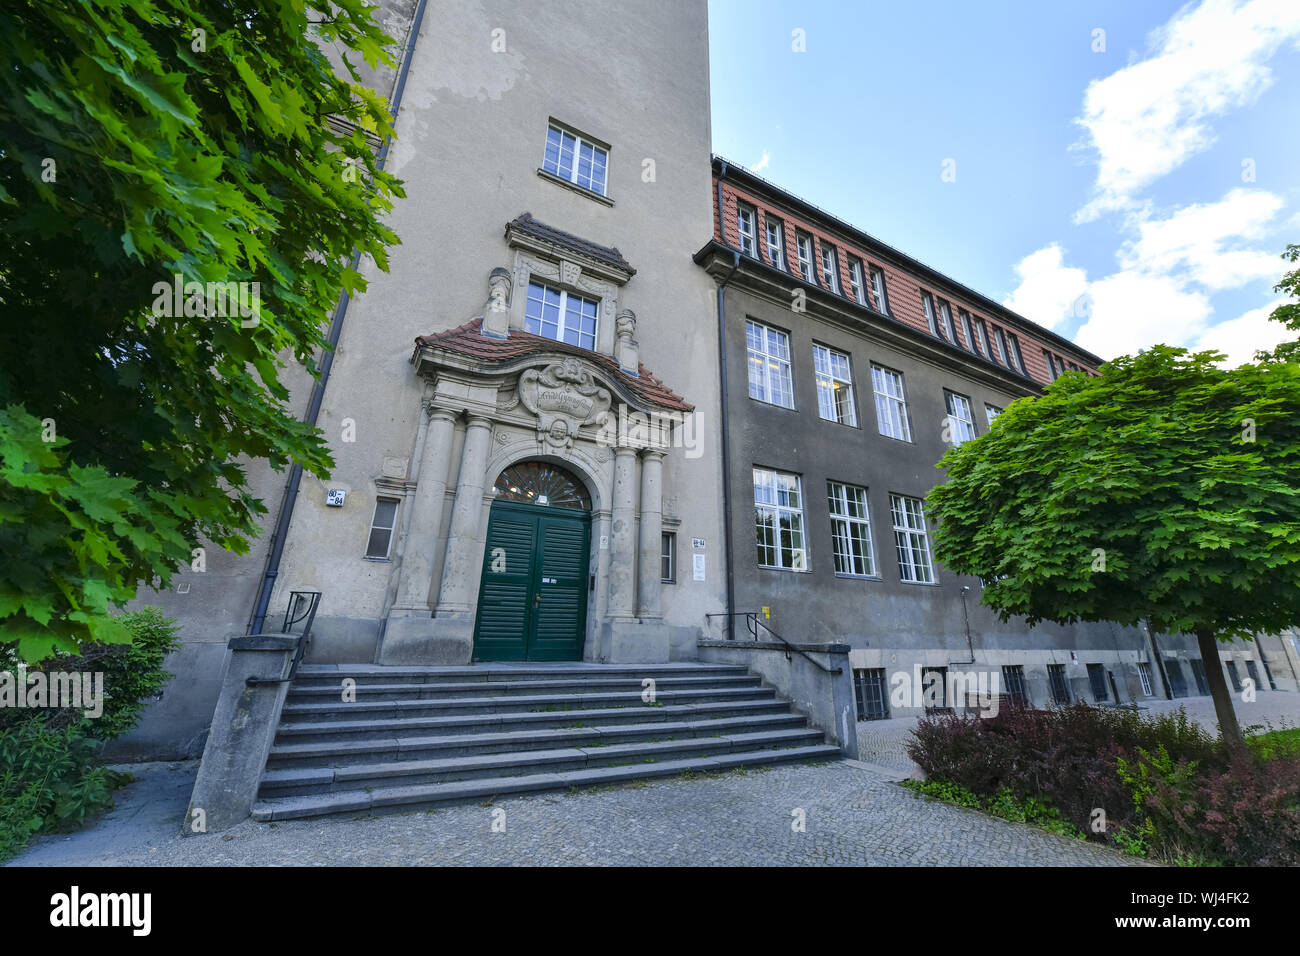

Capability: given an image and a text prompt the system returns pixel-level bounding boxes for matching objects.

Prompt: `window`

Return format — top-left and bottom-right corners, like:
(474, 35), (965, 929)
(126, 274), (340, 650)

(890, 493), (934, 584)
(543, 124), (608, 196)
(1005, 332), (1025, 373)
(991, 326), (1008, 365)
(1225, 660), (1241, 692)
(736, 203), (757, 258)
(745, 319), (794, 408)
(795, 232), (815, 282)
(820, 243), (840, 293)
(1137, 662), (1154, 697)
(944, 390), (976, 445)
(1167, 660), (1188, 698)
(971, 316), (990, 357)
(921, 666), (948, 711)
(956, 310), (974, 352)
(1003, 665), (1030, 708)
(1190, 658), (1210, 696)
(1086, 663), (1108, 702)
(985, 404), (1002, 427)
(937, 300), (956, 342)
(365, 497), (399, 559)
(525, 280), (598, 350)
(1047, 663), (1071, 706)
(854, 669), (890, 720)
(661, 532), (676, 583)
(921, 292), (939, 336)
(1043, 349), (1060, 380)
(765, 217), (785, 270)
(827, 481), (875, 577)
(813, 344), (856, 426)
(870, 266), (890, 314)
(871, 364), (911, 442)
(754, 468), (807, 570)
(1245, 659), (1262, 690)
(848, 257), (867, 305)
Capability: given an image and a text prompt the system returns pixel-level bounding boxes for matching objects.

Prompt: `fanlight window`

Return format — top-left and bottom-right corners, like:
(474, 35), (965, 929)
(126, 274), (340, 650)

(493, 461), (591, 510)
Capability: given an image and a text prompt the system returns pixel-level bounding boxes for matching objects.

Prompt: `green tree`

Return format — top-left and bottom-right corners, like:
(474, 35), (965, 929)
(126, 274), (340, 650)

(0, 1), (404, 660)
(928, 347), (1300, 751)
(1257, 243), (1300, 363)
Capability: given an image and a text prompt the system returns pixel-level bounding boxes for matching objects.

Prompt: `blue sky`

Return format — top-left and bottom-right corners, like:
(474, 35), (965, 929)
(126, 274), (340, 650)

(708, 0), (1300, 364)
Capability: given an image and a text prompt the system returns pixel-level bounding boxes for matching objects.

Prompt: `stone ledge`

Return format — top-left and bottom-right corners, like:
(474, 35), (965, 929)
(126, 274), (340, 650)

(698, 639), (850, 654)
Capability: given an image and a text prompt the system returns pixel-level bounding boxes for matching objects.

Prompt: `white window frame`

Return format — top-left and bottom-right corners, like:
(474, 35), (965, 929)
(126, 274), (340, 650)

(813, 344), (857, 426)
(991, 326), (1008, 365)
(765, 217), (786, 269)
(737, 203), (758, 258)
(1006, 332), (1025, 373)
(754, 468), (808, 571)
(525, 280), (599, 350)
(827, 480), (876, 577)
(870, 266), (889, 314)
(848, 257), (867, 305)
(957, 310), (974, 352)
(542, 123), (608, 196)
(1138, 662), (1154, 697)
(972, 316), (990, 357)
(795, 232), (815, 282)
(922, 292), (939, 336)
(944, 390), (977, 445)
(871, 364), (912, 442)
(938, 300), (956, 342)
(890, 493), (935, 584)
(365, 496), (400, 559)
(746, 319), (795, 408)
(985, 403), (1002, 427)
(661, 532), (676, 583)
(820, 243), (840, 293)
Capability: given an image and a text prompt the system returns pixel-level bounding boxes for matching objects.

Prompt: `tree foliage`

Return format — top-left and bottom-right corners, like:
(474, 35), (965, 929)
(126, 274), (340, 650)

(1257, 243), (1300, 363)
(0, 1), (404, 660)
(929, 347), (1300, 639)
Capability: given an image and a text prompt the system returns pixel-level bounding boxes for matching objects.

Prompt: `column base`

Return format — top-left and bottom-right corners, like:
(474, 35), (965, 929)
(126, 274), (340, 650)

(598, 620), (671, 664)
(375, 615), (473, 665)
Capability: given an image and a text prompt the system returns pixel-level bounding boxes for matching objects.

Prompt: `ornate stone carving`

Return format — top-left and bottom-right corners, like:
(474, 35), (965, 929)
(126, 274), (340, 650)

(518, 358), (612, 449)
(560, 259), (582, 287)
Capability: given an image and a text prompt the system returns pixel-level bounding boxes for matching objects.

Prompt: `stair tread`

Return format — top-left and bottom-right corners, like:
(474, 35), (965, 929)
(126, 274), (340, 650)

(281, 686), (771, 713)
(287, 675), (760, 695)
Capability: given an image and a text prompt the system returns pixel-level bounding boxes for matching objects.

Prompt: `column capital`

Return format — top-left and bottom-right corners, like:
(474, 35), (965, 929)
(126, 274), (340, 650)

(639, 447), (666, 464)
(465, 414), (494, 431)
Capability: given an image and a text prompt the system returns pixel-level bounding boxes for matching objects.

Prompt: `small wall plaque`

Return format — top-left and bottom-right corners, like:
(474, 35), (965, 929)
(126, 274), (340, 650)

(326, 489), (347, 507)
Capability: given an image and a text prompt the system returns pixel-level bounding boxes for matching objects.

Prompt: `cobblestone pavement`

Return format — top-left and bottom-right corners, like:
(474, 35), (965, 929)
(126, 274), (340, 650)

(9, 759), (1143, 867)
(856, 690), (1300, 773)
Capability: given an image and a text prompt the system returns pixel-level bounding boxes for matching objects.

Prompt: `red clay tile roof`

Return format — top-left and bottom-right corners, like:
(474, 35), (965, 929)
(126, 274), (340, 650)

(415, 319), (692, 412)
(506, 213), (636, 276)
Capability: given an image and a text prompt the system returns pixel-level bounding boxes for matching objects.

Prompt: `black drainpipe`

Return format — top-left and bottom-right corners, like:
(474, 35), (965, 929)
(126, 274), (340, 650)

(249, 0), (430, 635)
(715, 160), (741, 641)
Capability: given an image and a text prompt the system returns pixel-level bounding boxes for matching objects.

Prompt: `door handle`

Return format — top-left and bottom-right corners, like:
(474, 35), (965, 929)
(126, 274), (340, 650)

(533, 592), (541, 607)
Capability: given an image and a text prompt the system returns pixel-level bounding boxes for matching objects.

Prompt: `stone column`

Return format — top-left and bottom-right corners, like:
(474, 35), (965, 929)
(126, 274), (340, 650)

(606, 446), (639, 622)
(391, 405), (458, 614)
(636, 449), (664, 620)
(434, 415), (494, 616)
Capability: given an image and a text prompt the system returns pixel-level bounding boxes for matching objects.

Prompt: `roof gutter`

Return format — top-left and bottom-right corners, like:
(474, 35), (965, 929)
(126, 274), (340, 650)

(249, 0), (430, 635)
(715, 161), (741, 642)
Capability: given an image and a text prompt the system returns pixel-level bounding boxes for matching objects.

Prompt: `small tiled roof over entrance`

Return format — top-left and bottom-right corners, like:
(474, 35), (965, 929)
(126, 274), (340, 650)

(506, 213), (636, 276)
(415, 319), (692, 412)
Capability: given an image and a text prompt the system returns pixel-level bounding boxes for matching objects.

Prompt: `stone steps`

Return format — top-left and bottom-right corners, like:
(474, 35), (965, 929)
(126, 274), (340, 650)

(252, 662), (839, 820)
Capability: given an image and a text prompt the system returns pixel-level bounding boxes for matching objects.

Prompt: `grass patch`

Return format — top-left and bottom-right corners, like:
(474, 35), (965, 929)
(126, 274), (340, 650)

(900, 778), (1087, 841)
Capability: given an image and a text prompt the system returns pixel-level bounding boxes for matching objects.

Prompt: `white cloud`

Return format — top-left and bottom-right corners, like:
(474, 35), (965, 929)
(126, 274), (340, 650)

(1002, 244), (1090, 331)
(1074, 0), (1300, 222)
(752, 149), (771, 173)
(1117, 188), (1284, 289)
(1192, 298), (1291, 365)
(1074, 271), (1213, 358)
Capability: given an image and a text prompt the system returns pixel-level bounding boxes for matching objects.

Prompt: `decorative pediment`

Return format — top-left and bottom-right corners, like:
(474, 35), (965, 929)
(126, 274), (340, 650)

(517, 358), (612, 448)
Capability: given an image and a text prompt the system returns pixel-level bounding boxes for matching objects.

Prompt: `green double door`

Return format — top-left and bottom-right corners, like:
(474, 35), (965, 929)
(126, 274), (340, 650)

(472, 500), (591, 661)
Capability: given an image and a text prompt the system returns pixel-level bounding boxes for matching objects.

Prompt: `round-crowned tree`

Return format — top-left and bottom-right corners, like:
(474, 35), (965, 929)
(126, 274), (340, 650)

(928, 346), (1300, 750)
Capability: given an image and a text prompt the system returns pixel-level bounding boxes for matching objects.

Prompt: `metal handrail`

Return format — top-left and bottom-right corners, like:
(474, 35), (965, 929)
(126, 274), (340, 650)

(246, 590), (322, 686)
(705, 610), (842, 675)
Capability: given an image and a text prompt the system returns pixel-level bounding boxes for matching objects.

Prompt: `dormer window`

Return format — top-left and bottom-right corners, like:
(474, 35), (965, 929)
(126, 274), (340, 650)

(525, 280), (598, 350)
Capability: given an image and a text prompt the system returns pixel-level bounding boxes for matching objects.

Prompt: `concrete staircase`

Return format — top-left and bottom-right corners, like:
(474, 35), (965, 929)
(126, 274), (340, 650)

(251, 661), (840, 821)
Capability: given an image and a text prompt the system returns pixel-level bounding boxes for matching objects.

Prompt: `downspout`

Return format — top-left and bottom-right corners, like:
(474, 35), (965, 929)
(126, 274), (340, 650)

(249, 0), (431, 635)
(715, 160), (741, 642)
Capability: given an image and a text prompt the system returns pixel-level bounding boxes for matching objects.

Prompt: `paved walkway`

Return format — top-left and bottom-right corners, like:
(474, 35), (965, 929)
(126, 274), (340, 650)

(856, 690), (1300, 773)
(8, 757), (1142, 867)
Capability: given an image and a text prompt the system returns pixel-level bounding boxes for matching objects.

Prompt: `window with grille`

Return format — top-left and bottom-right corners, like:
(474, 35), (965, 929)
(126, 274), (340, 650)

(1086, 663), (1108, 702)
(365, 497), (399, 559)
(956, 310), (974, 351)
(937, 300), (956, 342)
(922, 292), (939, 336)
(542, 123), (608, 195)
(870, 266), (890, 314)
(848, 257), (867, 305)
(827, 481), (875, 577)
(737, 203), (757, 258)
(745, 319), (794, 408)
(1006, 332), (1025, 373)
(871, 364), (911, 442)
(795, 232), (815, 281)
(944, 390), (976, 445)
(1137, 662), (1154, 697)
(1047, 663), (1071, 706)
(991, 327), (1008, 365)
(525, 280), (598, 350)
(854, 669), (890, 720)
(1002, 665), (1030, 708)
(820, 243), (840, 293)
(765, 217), (785, 269)
(813, 345), (856, 426)
(890, 493), (934, 584)
(754, 468), (807, 571)
(971, 315), (990, 356)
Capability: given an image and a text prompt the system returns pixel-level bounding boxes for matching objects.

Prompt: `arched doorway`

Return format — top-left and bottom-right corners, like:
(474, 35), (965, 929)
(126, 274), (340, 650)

(472, 461), (592, 661)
